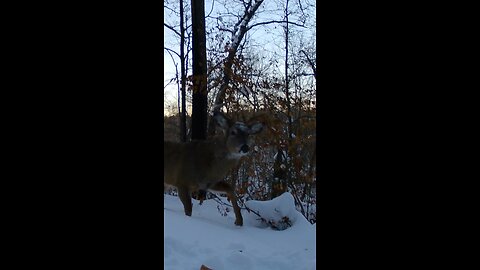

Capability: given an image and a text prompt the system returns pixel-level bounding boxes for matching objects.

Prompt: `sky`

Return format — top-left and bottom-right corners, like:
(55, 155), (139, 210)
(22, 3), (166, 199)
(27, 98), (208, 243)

(164, 0), (316, 116)
(164, 192), (316, 270)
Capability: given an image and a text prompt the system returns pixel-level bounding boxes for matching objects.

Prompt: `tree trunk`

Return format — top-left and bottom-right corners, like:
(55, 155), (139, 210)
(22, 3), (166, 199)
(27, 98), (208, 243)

(282, 0), (293, 196)
(207, 0), (265, 136)
(191, 0), (208, 140)
(179, 0), (187, 142)
(285, 0), (292, 142)
(271, 148), (287, 199)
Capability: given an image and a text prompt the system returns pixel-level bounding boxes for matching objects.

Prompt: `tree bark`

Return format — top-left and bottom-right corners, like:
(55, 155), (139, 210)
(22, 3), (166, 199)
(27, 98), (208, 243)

(191, 0), (208, 140)
(285, 0), (292, 141)
(179, 0), (187, 142)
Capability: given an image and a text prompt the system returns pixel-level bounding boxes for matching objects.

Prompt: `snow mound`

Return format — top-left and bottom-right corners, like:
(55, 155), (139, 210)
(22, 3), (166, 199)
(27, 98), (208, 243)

(244, 192), (303, 230)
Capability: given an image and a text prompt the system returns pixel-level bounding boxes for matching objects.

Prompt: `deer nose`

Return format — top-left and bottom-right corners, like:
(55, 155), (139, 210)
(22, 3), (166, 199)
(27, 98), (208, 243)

(240, 145), (249, 153)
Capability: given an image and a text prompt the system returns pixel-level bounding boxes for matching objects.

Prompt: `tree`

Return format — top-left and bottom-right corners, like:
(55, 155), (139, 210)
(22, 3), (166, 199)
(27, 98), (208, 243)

(190, 0), (208, 140)
(179, 0), (187, 142)
(164, 0), (193, 141)
(205, 0), (306, 135)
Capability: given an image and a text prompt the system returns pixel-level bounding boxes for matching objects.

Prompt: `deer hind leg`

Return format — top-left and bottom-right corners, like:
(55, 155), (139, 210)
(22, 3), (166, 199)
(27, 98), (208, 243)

(197, 189), (207, 205)
(177, 186), (193, 216)
(210, 181), (243, 226)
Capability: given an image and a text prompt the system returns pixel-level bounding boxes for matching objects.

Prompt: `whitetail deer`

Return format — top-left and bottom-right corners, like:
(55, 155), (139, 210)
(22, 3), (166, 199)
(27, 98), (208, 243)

(164, 111), (263, 226)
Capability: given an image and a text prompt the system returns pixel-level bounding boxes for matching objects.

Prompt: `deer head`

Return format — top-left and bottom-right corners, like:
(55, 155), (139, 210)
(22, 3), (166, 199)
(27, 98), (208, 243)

(212, 111), (263, 159)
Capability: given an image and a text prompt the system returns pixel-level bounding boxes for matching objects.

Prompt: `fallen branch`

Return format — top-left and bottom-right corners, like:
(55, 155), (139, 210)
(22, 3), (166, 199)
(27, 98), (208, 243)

(210, 193), (292, 230)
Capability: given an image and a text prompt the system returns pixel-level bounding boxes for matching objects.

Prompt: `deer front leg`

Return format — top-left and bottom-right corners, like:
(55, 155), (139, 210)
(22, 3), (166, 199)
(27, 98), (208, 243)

(210, 181), (243, 226)
(177, 186), (193, 216)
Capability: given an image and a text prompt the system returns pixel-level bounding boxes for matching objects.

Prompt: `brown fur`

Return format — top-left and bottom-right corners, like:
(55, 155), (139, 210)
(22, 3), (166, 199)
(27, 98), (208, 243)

(164, 112), (263, 226)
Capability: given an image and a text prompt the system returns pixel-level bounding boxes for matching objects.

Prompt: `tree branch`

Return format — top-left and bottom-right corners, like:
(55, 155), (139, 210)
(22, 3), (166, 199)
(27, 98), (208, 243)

(209, 193), (265, 221)
(206, 0), (216, 18)
(218, 27), (234, 33)
(164, 47), (181, 58)
(164, 5), (180, 16)
(247, 20), (306, 31)
(300, 50), (316, 80)
(164, 23), (181, 37)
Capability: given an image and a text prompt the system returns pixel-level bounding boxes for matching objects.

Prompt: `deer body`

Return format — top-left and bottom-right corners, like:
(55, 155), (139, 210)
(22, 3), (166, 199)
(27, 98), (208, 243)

(164, 139), (241, 190)
(164, 112), (263, 226)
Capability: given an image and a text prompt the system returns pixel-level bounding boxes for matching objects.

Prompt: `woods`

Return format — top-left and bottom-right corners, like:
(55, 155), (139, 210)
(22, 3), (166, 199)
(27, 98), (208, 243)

(164, 0), (316, 224)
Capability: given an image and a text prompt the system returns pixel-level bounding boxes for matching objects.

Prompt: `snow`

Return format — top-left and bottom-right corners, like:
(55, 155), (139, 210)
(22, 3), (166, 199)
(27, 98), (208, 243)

(244, 192), (300, 228)
(164, 192), (316, 270)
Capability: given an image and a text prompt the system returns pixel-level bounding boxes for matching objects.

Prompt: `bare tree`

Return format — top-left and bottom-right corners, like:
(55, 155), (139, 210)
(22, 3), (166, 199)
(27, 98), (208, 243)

(206, 1), (309, 134)
(164, 0), (194, 141)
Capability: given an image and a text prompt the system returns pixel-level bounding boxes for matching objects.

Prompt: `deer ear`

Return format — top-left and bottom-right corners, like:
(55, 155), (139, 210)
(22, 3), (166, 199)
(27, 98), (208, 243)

(213, 112), (230, 130)
(249, 122), (263, 134)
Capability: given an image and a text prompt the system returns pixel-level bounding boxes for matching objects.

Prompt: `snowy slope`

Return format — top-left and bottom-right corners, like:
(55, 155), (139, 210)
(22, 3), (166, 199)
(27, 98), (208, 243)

(164, 193), (316, 270)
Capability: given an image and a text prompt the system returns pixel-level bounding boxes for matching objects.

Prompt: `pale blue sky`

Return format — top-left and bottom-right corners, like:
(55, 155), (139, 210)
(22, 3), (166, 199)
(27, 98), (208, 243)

(164, 0), (316, 115)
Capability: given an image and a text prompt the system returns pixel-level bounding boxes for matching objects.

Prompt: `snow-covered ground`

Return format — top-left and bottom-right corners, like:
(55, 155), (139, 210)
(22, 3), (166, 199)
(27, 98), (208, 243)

(164, 192), (316, 270)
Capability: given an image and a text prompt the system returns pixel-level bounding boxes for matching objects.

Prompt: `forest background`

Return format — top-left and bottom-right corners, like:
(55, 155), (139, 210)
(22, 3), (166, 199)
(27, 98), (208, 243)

(164, 0), (317, 223)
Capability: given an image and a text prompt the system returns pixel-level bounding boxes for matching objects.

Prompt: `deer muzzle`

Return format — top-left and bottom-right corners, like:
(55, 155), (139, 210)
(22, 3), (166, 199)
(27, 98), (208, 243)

(240, 144), (249, 153)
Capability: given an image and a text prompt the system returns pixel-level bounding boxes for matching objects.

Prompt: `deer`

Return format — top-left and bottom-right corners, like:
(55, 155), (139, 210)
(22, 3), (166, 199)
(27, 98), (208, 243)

(164, 111), (264, 226)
